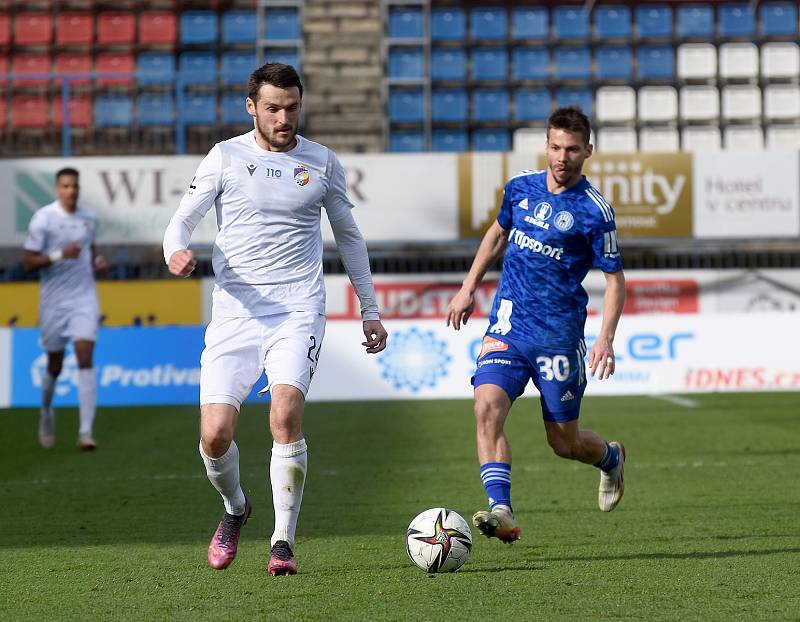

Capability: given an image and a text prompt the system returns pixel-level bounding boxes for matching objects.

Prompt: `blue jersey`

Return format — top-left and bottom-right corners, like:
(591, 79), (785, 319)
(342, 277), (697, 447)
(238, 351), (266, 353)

(487, 170), (623, 349)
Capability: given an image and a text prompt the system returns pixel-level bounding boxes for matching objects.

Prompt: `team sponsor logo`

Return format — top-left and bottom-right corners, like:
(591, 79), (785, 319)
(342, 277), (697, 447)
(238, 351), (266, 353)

(508, 228), (564, 260)
(294, 166), (310, 186)
(479, 336), (508, 358)
(554, 211), (574, 231)
(477, 358), (512, 368)
(523, 201), (552, 230)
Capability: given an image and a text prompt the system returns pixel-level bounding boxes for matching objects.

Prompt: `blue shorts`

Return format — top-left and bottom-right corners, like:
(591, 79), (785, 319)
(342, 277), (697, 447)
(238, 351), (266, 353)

(471, 335), (587, 423)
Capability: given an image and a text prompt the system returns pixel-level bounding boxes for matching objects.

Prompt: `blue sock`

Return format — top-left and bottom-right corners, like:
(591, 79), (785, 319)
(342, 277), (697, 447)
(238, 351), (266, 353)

(480, 462), (512, 509)
(594, 442), (620, 472)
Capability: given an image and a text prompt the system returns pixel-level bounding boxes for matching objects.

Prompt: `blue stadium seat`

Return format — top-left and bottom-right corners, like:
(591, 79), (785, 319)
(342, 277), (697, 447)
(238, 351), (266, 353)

(178, 52), (217, 86)
(472, 129), (510, 152)
(220, 91), (249, 124)
(388, 7), (423, 38)
(388, 47), (424, 79)
(220, 52), (257, 86)
(265, 9), (300, 40)
(137, 53), (175, 85)
(389, 130), (424, 152)
(760, 2), (798, 37)
(511, 7), (548, 40)
(431, 8), (466, 41)
(222, 11), (257, 45)
(137, 93), (174, 125)
(637, 44), (675, 80)
(432, 89), (467, 122)
(554, 47), (591, 81)
(389, 88), (424, 123)
(470, 7), (507, 41)
(594, 6), (631, 39)
(180, 10), (217, 45)
(471, 89), (509, 122)
(635, 5), (672, 39)
(553, 6), (589, 40)
(677, 4), (714, 38)
(511, 47), (549, 81)
(719, 4), (756, 37)
(432, 129), (468, 152)
(555, 87), (593, 117)
(514, 88), (550, 122)
(431, 48), (467, 81)
(94, 95), (133, 126)
(596, 46), (633, 80)
(181, 92), (216, 125)
(264, 48), (300, 70)
(471, 47), (507, 81)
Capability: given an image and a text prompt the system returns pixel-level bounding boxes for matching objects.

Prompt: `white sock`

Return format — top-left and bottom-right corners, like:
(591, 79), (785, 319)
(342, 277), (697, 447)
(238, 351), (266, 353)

(270, 438), (307, 547)
(199, 440), (247, 516)
(42, 371), (56, 413)
(77, 368), (96, 436)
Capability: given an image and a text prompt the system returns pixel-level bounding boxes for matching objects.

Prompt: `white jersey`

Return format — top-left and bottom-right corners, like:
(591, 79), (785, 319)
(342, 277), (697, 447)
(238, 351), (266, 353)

(164, 131), (379, 320)
(23, 201), (98, 311)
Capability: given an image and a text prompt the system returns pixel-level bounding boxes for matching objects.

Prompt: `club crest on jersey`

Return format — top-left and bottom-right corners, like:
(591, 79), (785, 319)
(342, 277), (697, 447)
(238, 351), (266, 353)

(554, 211), (575, 231)
(479, 336), (509, 358)
(294, 166), (310, 186)
(524, 201), (552, 230)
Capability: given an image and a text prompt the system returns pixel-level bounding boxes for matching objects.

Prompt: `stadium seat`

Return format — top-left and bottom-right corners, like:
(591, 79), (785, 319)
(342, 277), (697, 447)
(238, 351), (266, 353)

(723, 126), (764, 150)
(137, 92), (174, 125)
(597, 127), (637, 153)
(389, 130), (424, 152)
(510, 7), (547, 40)
(594, 6), (631, 40)
(553, 7), (589, 40)
(10, 95), (48, 127)
(554, 47), (591, 81)
(388, 7), (423, 39)
(431, 89), (467, 122)
(431, 8), (466, 41)
(263, 49), (300, 70)
(596, 86), (636, 123)
(388, 88), (424, 123)
(388, 47), (424, 80)
(677, 44), (717, 82)
(638, 86), (678, 123)
(764, 85), (800, 120)
(513, 127), (546, 153)
(180, 11), (218, 45)
(637, 45), (674, 80)
(635, 4), (673, 39)
(556, 87), (593, 117)
(432, 129), (468, 152)
(759, 2), (798, 37)
(721, 85), (761, 121)
(265, 9), (300, 41)
(514, 88), (550, 122)
(11, 53), (49, 87)
(178, 51), (217, 86)
(139, 12), (177, 46)
(0, 98), (7, 129)
(766, 124), (800, 149)
(511, 47), (549, 81)
(14, 12), (51, 46)
(222, 11), (257, 45)
(97, 12), (136, 46)
(679, 86), (719, 122)
(719, 43), (759, 81)
(761, 43), (800, 80)
(54, 53), (93, 86)
(472, 129), (510, 152)
(596, 46), (633, 81)
(181, 92), (217, 125)
(220, 52), (257, 86)
(718, 4), (755, 38)
(56, 13), (93, 46)
(472, 89), (509, 122)
(431, 48), (467, 81)
(681, 126), (721, 152)
(137, 52), (176, 85)
(471, 48), (507, 81)
(53, 95), (91, 127)
(0, 14), (8, 47)
(94, 94), (133, 126)
(220, 91), (248, 124)
(639, 127), (679, 152)
(676, 4), (714, 38)
(470, 8), (507, 41)
(95, 52), (135, 84)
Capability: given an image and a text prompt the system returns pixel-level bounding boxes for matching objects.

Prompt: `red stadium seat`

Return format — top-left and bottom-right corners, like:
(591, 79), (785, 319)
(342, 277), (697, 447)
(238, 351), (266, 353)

(139, 12), (177, 45)
(97, 12), (136, 46)
(11, 95), (49, 128)
(11, 53), (50, 87)
(14, 12), (52, 46)
(95, 52), (135, 84)
(53, 95), (92, 127)
(54, 52), (93, 86)
(0, 14), (10, 46)
(56, 12), (93, 46)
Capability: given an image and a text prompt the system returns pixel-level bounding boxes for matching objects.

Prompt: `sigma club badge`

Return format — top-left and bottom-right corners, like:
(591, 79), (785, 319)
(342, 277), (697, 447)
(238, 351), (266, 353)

(294, 166), (310, 186)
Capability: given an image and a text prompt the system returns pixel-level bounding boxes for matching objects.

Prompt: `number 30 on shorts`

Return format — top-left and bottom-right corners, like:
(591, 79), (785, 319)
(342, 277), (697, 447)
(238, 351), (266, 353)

(536, 355), (570, 381)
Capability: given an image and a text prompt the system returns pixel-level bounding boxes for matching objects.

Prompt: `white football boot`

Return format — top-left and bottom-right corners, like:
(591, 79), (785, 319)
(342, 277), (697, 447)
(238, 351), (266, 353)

(472, 505), (521, 543)
(598, 441), (626, 512)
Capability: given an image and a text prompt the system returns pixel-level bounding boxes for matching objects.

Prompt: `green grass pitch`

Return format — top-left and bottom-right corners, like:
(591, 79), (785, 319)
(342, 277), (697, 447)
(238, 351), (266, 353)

(1, 393), (799, 621)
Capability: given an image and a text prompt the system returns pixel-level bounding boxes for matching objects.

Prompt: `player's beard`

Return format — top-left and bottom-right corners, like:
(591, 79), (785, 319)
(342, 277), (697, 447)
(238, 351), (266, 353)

(254, 115), (297, 151)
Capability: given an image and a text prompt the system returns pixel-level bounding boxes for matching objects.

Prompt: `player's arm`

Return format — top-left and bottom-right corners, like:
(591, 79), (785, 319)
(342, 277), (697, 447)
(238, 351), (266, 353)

(163, 145), (223, 278)
(21, 212), (81, 271)
(588, 270), (626, 380)
(446, 220), (508, 330)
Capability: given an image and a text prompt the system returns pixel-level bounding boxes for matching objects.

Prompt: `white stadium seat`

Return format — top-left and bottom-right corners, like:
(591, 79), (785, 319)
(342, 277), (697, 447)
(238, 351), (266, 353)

(764, 85), (800, 120)
(677, 44), (717, 81)
(681, 126), (721, 152)
(639, 127), (679, 152)
(723, 125), (764, 150)
(761, 43), (800, 81)
(719, 43), (759, 81)
(596, 86), (636, 123)
(680, 86), (719, 121)
(766, 125), (800, 149)
(597, 127), (637, 153)
(721, 85), (761, 121)
(638, 86), (677, 123)
(512, 127), (546, 153)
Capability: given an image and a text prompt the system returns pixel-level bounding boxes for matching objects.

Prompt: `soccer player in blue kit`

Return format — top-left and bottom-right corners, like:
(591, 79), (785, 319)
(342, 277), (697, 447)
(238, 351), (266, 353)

(446, 107), (627, 543)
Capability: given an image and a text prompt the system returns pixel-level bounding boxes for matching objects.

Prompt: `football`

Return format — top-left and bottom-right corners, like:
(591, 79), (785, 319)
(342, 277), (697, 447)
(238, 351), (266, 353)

(406, 507), (473, 573)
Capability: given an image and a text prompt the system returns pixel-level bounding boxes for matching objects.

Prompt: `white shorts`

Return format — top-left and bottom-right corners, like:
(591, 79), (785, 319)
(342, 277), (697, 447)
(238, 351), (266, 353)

(39, 305), (99, 352)
(200, 311), (326, 409)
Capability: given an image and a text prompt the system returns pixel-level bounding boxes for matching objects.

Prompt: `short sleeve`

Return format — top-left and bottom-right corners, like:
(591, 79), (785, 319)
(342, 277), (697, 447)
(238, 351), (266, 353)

(496, 181), (514, 230)
(23, 210), (48, 253)
(588, 219), (623, 272)
(323, 150), (354, 222)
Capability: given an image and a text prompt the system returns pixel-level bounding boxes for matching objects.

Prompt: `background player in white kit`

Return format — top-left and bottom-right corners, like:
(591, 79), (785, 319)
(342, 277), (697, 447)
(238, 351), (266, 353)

(23, 168), (107, 451)
(164, 64), (388, 575)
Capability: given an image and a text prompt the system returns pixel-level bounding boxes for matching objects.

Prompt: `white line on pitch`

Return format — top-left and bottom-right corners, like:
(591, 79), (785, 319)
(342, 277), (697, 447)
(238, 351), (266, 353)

(652, 394), (699, 408)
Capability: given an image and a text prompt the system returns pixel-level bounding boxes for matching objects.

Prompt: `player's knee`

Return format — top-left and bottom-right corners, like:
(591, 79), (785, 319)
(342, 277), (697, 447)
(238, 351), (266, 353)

(201, 430), (233, 458)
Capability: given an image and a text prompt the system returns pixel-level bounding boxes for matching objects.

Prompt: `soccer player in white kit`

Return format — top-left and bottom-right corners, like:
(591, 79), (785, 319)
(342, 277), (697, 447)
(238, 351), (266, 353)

(23, 168), (108, 451)
(163, 64), (388, 575)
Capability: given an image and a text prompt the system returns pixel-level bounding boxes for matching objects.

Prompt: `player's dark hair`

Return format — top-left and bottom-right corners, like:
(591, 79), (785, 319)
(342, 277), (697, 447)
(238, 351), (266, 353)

(248, 63), (303, 102)
(55, 167), (79, 181)
(547, 106), (592, 145)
